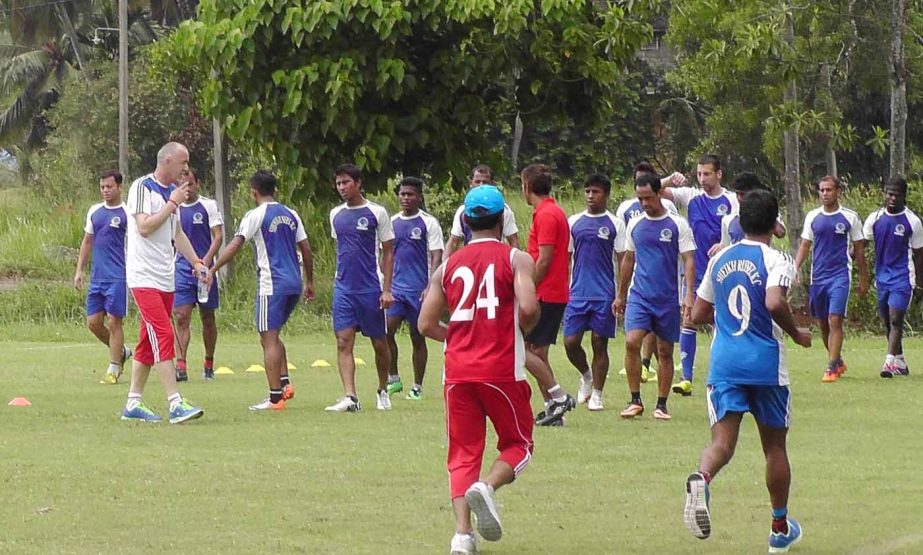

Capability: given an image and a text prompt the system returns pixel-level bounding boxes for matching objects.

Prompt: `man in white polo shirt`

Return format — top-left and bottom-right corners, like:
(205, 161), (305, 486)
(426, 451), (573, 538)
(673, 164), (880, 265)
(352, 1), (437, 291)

(122, 142), (206, 424)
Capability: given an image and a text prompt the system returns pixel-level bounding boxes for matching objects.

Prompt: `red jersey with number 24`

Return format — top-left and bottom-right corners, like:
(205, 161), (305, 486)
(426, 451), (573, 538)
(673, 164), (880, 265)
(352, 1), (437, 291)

(443, 238), (526, 383)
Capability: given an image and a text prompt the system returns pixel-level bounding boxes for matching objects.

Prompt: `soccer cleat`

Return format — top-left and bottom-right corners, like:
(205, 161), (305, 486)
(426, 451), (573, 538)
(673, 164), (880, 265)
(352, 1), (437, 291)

(536, 394), (576, 426)
(386, 379), (404, 396)
(249, 398), (285, 411)
(203, 367), (215, 380)
(377, 389), (393, 410)
(465, 482), (503, 542)
(672, 379), (694, 396)
(175, 368), (188, 382)
(653, 405), (672, 420)
(894, 359), (910, 376)
(577, 375), (592, 404)
(768, 517), (803, 553)
(121, 403), (163, 422)
(100, 372), (119, 385)
(832, 360), (847, 377)
(282, 383), (295, 401)
(587, 391), (604, 411)
(324, 397), (362, 412)
(880, 363), (900, 378)
(684, 472), (711, 539)
(619, 401), (644, 418)
(821, 369), (839, 383)
(168, 400), (204, 424)
(449, 532), (479, 555)
(405, 387), (423, 401)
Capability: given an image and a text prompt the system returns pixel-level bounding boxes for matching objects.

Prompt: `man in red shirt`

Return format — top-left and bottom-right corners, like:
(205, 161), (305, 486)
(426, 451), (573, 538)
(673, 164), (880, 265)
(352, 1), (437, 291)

(419, 185), (540, 555)
(521, 163), (577, 426)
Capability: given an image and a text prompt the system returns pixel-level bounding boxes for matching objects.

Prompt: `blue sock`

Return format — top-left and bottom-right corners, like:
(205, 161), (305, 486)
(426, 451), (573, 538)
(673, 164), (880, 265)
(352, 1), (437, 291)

(680, 328), (697, 380)
(772, 507), (787, 519)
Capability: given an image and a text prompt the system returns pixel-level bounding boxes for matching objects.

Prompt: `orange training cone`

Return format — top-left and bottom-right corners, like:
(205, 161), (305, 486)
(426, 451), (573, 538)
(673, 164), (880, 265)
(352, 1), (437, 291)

(8, 397), (31, 406)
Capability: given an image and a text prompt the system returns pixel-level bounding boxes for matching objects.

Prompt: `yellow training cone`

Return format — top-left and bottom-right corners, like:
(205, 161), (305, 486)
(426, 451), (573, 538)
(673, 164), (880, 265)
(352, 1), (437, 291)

(287, 362), (297, 371)
(214, 367), (234, 375)
(246, 364), (265, 373)
(354, 358), (367, 366)
(311, 359), (331, 368)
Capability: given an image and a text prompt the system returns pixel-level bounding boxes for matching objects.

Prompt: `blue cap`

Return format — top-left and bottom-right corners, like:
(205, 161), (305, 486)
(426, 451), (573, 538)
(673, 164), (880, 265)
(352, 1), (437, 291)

(464, 185), (505, 218)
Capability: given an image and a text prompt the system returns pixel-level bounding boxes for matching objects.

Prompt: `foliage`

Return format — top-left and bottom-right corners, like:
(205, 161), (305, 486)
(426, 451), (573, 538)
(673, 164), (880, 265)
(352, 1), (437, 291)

(167, 0), (660, 200)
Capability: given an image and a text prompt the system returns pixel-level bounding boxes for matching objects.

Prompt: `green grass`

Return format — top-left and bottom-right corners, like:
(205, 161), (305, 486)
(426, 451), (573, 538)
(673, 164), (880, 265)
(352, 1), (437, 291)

(2, 328), (923, 554)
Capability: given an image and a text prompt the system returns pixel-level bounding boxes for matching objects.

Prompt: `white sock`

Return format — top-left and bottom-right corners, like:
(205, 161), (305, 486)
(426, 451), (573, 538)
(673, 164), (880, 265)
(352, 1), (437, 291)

(125, 392), (142, 410)
(107, 362), (120, 375)
(581, 371), (592, 382)
(592, 388), (603, 397)
(547, 384), (567, 403)
(897, 354), (906, 361)
(167, 393), (183, 411)
(389, 374), (400, 383)
(886, 354), (896, 365)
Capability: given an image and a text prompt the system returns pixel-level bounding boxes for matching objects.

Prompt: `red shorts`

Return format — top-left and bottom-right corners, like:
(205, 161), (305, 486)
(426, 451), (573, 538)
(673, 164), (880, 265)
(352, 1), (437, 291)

(444, 381), (534, 498)
(130, 288), (175, 365)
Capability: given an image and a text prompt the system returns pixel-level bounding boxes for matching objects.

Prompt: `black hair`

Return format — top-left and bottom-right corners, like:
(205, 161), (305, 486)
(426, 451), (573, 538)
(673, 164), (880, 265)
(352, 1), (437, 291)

(335, 163), (362, 182)
(186, 168), (199, 183)
(395, 176), (424, 194)
(817, 175), (841, 190)
(732, 171), (763, 192)
(471, 164), (493, 180)
(250, 170), (277, 197)
(634, 172), (662, 193)
(739, 189), (778, 235)
(100, 169), (123, 185)
(522, 163), (552, 195)
(584, 173), (611, 194)
(885, 176), (908, 195)
(633, 161), (657, 176)
(465, 212), (502, 231)
(697, 154), (721, 172)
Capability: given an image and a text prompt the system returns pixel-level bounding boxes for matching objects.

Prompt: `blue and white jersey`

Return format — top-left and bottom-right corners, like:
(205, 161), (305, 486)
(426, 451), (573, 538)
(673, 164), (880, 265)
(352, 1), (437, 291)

(625, 212), (696, 306)
(126, 174), (179, 291)
(670, 187), (738, 283)
(863, 208), (923, 290)
(567, 210), (625, 301)
(450, 204), (518, 244)
(84, 202), (127, 283)
(391, 210), (444, 294)
(330, 201), (394, 294)
(176, 196), (223, 280)
(236, 202), (307, 296)
(614, 197), (678, 226)
(698, 240), (795, 386)
(720, 213), (786, 249)
(801, 207), (863, 285)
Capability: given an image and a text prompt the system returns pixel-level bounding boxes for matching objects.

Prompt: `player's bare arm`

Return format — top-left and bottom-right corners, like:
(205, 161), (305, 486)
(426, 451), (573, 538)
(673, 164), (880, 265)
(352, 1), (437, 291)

(793, 239), (812, 285)
(512, 250), (539, 332)
(174, 227), (207, 277)
(766, 285), (812, 347)
(134, 182), (188, 237)
(853, 240), (868, 297)
(298, 238), (315, 302)
(613, 251), (635, 315)
(423, 248), (443, 299)
(506, 232), (520, 249)
(691, 297), (714, 326)
(418, 264), (447, 342)
(379, 239), (395, 309)
(533, 244), (554, 286)
(657, 171), (687, 202)
(443, 235), (460, 258)
(681, 250), (696, 322)
(74, 232), (93, 289)
(204, 223), (223, 266)
(206, 236), (245, 286)
(913, 247), (923, 290)
(772, 219), (786, 239)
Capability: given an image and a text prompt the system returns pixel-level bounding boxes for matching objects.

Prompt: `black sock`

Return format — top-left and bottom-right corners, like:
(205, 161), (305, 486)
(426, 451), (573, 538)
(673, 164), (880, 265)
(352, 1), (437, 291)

(657, 396), (668, 408)
(269, 389), (283, 404)
(348, 395), (359, 403)
(281, 375), (291, 386)
(641, 358), (651, 370)
(631, 391), (642, 404)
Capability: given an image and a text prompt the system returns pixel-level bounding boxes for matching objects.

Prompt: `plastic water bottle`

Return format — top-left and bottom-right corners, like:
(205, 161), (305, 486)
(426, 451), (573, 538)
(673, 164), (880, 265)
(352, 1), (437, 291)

(197, 268), (209, 304)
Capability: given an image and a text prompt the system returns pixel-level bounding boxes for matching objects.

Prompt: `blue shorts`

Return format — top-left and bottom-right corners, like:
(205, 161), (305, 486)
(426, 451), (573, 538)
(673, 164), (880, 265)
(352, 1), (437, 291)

(174, 278), (219, 310)
(624, 296), (680, 343)
(86, 280), (127, 318)
(255, 293), (300, 332)
(809, 281), (849, 319)
(563, 299), (616, 338)
(333, 291), (387, 338)
(877, 287), (912, 314)
(386, 290), (422, 331)
(706, 383), (791, 429)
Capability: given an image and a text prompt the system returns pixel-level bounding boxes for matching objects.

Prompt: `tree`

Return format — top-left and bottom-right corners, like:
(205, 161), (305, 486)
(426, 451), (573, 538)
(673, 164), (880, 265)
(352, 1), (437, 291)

(889, 0), (908, 177)
(168, 0), (659, 198)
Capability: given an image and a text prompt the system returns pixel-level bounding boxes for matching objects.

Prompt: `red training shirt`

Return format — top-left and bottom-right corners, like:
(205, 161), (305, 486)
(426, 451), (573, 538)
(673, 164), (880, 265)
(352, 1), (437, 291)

(527, 197), (570, 303)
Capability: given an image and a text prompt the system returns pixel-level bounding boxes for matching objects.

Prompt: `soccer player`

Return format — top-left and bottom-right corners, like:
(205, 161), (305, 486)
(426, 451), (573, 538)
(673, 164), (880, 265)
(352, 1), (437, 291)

(660, 154), (738, 396)
(418, 185), (539, 555)
(862, 177), (923, 378)
(74, 170), (131, 384)
(563, 174), (625, 411)
(444, 164), (519, 258)
(385, 176), (444, 400)
(207, 171), (315, 410)
(793, 176), (867, 382)
(325, 164), (396, 412)
(712, 172), (786, 253)
(613, 174), (696, 420)
(521, 163), (576, 426)
(172, 168), (224, 381)
(121, 142), (205, 423)
(684, 189), (811, 553)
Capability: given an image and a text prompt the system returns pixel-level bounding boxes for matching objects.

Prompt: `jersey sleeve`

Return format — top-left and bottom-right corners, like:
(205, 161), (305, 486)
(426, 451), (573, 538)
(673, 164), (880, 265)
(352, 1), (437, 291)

(767, 250), (796, 289)
(235, 209), (260, 242)
(669, 187), (694, 209)
(450, 206), (465, 238)
(502, 206), (519, 237)
(204, 198), (224, 228)
(84, 205), (96, 234)
(663, 198), (679, 215)
(624, 219), (638, 252)
(800, 210), (816, 241)
(329, 206), (341, 240)
(863, 212), (876, 242)
(910, 214), (923, 249)
(719, 215), (732, 248)
(127, 181), (153, 216)
(292, 209), (308, 243)
(676, 217), (697, 253)
(567, 214), (580, 253)
(613, 216), (627, 253)
(696, 257), (717, 302)
(374, 205), (395, 243)
(424, 214), (444, 251)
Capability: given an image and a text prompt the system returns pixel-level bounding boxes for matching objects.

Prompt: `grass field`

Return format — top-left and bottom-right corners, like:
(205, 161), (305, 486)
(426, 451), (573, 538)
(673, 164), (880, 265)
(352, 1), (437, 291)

(2, 327), (923, 554)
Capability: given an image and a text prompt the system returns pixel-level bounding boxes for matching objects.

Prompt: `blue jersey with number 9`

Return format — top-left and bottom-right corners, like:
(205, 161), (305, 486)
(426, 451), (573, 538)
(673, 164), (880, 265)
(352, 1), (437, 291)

(697, 240), (796, 386)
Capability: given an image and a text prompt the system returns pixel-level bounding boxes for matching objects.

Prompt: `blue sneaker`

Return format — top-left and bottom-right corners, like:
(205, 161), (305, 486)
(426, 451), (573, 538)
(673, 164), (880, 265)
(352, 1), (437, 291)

(121, 403), (163, 422)
(684, 472), (711, 539)
(769, 517), (802, 553)
(168, 400), (204, 424)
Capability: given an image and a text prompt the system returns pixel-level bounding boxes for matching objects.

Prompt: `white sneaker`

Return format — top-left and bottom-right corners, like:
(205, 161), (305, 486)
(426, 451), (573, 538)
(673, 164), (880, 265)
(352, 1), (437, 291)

(324, 397), (361, 412)
(449, 532), (478, 554)
(577, 375), (592, 404)
(587, 391), (604, 411)
(464, 482), (502, 542)
(376, 389), (392, 411)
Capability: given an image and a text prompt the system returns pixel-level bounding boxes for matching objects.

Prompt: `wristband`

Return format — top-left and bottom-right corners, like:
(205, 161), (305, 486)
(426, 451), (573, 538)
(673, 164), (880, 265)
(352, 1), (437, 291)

(167, 199), (179, 209)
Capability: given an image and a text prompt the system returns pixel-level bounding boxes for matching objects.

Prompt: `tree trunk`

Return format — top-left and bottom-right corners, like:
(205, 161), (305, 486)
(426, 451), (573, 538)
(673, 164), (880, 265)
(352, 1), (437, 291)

(212, 118), (232, 277)
(819, 64), (837, 177)
(54, 4), (85, 75)
(511, 112), (523, 171)
(118, 0), (129, 176)
(889, 0), (908, 178)
(782, 1), (803, 253)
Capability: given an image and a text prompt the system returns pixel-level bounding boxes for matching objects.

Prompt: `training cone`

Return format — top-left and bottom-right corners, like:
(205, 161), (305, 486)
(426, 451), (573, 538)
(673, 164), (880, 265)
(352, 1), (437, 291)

(8, 397), (31, 406)
(214, 367), (234, 375)
(287, 362), (297, 371)
(246, 364), (265, 373)
(354, 357), (367, 366)
(311, 359), (331, 368)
